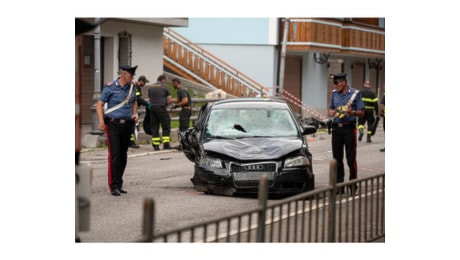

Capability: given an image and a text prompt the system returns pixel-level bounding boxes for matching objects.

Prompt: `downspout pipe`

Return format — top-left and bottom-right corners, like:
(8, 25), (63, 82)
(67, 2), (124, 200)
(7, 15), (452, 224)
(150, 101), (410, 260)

(277, 18), (289, 96)
(91, 18), (103, 135)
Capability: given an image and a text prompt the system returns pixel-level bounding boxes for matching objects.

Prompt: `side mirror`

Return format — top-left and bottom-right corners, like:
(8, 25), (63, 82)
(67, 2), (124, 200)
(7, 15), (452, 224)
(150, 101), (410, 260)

(302, 125), (317, 135)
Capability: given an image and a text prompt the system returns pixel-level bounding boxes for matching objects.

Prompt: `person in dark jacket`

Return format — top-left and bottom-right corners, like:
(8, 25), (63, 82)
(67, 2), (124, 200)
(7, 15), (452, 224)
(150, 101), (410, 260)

(171, 78), (192, 132)
(129, 75), (150, 148)
(148, 75), (172, 150)
(357, 81), (379, 143)
(171, 78), (192, 150)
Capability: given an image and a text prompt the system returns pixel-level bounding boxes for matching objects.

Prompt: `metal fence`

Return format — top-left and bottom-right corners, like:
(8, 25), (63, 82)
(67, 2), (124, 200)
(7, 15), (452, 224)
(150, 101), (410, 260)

(138, 160), (385, 243)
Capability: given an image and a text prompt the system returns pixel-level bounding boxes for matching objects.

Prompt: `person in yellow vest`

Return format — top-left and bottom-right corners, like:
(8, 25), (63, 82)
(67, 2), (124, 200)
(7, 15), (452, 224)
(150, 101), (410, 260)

(357, 81), (379, 143)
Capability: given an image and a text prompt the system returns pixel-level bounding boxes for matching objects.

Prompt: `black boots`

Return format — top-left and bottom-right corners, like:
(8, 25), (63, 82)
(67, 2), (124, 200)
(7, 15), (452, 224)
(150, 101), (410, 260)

(359, 129), (372, 143)
(152, 143), (172, 150)
(111, 189), (121, 196)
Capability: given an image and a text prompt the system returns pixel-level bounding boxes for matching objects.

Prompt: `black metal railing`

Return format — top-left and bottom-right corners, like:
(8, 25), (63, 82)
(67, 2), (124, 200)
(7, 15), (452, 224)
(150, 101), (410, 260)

(138, 160), (384, 242)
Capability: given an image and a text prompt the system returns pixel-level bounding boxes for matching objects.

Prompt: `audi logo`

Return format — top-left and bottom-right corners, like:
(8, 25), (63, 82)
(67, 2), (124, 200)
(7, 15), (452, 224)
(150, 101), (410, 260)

(243, 165), (264, 171)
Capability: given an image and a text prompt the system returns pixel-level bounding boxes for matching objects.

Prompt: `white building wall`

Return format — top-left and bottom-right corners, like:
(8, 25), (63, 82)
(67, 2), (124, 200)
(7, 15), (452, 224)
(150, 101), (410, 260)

(268, 18), (279, 45)
(101, 21), (164, 84)
(198, 44), (278, 94)
(302, 54), (355, 116)
(173, 18), (279, 95)
(302, 52), (329, 115)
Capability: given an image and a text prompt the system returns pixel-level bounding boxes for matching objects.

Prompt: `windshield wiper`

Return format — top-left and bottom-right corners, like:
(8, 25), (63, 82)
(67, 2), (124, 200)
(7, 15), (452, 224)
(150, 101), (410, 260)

(207, 135), (234, 139)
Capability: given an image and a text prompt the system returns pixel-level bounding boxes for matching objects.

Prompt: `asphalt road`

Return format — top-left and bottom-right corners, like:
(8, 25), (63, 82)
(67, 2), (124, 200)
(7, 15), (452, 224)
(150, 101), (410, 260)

(78, 128), (385, 242)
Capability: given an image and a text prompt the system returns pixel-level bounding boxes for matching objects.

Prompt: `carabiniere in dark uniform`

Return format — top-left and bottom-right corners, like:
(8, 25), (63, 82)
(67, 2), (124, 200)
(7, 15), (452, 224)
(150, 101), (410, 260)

(96, 65), (139, 196)
(327, 73), (365, 194)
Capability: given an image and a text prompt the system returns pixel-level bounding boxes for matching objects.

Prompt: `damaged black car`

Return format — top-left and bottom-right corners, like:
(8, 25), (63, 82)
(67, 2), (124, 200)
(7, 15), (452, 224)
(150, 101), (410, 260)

(180, 98), (317, 196)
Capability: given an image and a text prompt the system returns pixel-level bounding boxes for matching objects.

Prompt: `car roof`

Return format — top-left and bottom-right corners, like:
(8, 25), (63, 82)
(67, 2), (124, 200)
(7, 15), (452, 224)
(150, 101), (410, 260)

(211, 97), (291, 110)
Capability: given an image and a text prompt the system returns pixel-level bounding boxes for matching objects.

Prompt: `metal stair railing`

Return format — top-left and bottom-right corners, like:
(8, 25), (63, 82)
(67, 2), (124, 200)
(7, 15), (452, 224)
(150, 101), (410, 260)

(163, 27), (270, 97)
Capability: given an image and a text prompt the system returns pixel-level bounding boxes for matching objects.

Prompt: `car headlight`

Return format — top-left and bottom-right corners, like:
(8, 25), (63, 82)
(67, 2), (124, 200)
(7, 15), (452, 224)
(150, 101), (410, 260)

(199, 157), (224, 169)
(284, 156), (309, 167)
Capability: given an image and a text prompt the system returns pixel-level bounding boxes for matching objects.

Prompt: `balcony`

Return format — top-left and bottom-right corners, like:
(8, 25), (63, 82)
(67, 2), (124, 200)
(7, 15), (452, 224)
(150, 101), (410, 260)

(283, 18), (385, 58)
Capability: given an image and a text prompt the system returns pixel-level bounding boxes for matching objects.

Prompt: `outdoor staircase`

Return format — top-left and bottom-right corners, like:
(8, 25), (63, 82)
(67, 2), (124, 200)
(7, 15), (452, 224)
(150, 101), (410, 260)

(163, 28), (269, 97)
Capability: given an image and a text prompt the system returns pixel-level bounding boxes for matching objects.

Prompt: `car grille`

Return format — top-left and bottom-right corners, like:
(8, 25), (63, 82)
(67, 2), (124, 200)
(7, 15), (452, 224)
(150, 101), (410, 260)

(230, 162), (277, 173)
(230, 162), (278, 188)
(234, 180), (274, 188)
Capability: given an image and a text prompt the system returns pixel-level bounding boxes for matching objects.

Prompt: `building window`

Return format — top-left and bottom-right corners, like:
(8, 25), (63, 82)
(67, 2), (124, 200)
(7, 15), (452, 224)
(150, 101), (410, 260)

(84, 55), (92, 68)
(118, 31), (132, 67)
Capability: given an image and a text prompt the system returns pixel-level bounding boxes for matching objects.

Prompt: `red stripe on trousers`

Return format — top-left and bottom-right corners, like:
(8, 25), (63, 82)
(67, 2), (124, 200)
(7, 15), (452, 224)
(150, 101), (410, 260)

(105, 124), (113, 192)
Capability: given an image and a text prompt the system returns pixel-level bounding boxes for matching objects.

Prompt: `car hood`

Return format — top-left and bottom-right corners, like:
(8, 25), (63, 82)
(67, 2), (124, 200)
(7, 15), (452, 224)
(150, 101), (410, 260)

(203, 137), (303, 160)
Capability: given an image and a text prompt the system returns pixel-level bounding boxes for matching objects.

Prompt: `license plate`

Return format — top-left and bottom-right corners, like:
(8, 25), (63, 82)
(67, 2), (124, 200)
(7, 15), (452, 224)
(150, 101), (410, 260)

(233, 172), (274, 181)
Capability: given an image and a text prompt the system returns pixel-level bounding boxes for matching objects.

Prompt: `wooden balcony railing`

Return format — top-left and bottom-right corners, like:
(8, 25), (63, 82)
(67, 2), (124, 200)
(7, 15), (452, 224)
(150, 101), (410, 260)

(163, 28), (269, 97)
(283, 18), (385, 58)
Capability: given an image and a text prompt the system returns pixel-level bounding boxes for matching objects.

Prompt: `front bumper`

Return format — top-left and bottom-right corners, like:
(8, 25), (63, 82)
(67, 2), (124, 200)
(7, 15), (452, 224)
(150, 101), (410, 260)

(191, 165), (314, 196)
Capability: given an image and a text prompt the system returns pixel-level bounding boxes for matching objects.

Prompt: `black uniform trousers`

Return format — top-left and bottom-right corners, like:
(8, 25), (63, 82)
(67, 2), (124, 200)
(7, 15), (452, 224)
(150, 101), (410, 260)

(331, 123), (358, 183)
(105, 119), (134, 192)
(179, 108), (192, 132)
(150, 105), (171, 141)
(358, 109), (375, 134)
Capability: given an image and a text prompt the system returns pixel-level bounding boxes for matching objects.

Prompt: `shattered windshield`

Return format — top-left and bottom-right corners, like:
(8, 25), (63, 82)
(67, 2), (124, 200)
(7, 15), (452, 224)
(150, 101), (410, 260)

(205, 108), (298, 138)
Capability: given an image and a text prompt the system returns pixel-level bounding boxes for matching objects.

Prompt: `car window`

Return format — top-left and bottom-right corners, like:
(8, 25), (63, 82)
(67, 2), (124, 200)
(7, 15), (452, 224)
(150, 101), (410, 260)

(205, 108), (298, 138)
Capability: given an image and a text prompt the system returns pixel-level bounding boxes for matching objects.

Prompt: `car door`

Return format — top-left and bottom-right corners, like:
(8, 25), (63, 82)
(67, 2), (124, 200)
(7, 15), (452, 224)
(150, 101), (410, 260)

(181, 103), (211, 163)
